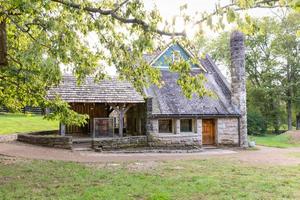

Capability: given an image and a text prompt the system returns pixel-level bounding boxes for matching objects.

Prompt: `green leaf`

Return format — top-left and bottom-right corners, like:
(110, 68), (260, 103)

(227, 8), (236, 23)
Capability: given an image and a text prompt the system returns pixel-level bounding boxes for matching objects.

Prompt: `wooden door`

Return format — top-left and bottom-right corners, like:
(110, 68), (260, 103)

(202, 119), (215, 145)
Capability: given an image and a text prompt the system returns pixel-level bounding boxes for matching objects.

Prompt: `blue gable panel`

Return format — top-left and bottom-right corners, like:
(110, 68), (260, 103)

(152, 43), (198, 68)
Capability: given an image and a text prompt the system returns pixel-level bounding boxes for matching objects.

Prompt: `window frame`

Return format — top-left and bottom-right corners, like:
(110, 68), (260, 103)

(158, 119), (173, 134)
(172, 50), (181, 62)
(180, 118), (193, 133)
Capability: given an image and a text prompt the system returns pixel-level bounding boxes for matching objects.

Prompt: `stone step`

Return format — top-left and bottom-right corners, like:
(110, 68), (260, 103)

(72, 147), (93, 151)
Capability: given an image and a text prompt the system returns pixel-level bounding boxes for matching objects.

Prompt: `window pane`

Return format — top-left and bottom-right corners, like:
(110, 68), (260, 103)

(180, 119), (192, 132)
(159, 119), (172, 133)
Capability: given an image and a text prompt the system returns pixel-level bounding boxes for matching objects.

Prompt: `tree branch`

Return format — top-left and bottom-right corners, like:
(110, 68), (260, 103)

(51, 0), (186, 37)
(0, 20), (7, 66)
(195, 0), (288, 25)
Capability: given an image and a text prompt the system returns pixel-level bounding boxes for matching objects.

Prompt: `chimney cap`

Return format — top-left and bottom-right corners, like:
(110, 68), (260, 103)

(230, 31), (244, 42)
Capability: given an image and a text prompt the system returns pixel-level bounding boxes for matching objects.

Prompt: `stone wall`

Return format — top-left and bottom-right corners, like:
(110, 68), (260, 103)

(0, 134), (18, 142)
(17, 131), (72, 149)
(147, 118), (202, 148)
(148, 133), (201, 148)
(217, 118), (239, 146)
(92, 136), (148, 150)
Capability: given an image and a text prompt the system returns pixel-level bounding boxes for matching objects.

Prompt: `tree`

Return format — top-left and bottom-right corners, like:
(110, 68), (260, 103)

(271, 13), (300, 130)
(0, 0), (298, 125)
(202, 12), (300, 132)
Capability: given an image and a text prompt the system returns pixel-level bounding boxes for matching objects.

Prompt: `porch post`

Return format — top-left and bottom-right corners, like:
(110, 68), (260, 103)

(119, 110), (124, 137)
(138, 118), (142, 134)
(60, 123), (66, 136)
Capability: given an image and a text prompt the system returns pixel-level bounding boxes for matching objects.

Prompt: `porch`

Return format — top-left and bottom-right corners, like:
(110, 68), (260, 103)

(60, 102), (147, 139)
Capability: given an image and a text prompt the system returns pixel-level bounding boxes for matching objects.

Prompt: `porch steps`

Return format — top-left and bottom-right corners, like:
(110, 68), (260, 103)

(72, 138), (93, 151)
(72, 147), (93, 151)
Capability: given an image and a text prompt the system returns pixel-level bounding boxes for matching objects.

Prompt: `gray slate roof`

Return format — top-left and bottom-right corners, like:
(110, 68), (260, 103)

(145, 55), (239, 117)
(48, 46), (239, 116)
(48, 76), (144, 103)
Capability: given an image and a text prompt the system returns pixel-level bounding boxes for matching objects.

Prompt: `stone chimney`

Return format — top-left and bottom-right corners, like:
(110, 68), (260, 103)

(230, 31), (248, 147)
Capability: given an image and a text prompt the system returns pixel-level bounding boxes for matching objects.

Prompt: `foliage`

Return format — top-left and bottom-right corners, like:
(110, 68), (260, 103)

(247, 111), (267, 135)
(202, 12), (300, 132)
(0, 0), (299, 126)
(43, 97), (88, 126)
(1, 158), (300, 199)
(0, 112), (58, 135)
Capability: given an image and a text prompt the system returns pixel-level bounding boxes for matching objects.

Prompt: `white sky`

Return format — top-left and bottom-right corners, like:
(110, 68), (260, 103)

(143, 0), (279, 38)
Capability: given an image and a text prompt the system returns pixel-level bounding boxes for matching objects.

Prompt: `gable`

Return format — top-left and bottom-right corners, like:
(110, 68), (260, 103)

(151, 43), (199, 69)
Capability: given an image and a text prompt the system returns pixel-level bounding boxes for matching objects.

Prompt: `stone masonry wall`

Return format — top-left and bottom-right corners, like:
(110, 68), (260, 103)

(92, 136), (148, 150)
(148, 118), (202, 148)
(148, 133), (201, 148)
(0, 134), (18, 142)
(230, 31), (247, 147)
(217, 118), (239, 146)
(18, 133), (72, 149)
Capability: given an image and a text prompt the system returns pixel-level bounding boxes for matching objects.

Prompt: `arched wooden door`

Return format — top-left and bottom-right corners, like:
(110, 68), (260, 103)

(202, 119), (215, 145)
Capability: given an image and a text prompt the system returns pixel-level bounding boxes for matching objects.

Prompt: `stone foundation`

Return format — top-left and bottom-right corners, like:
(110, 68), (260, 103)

(148, 133), (202, 148)
(217, 118), (239, 146)
(17, 131), (72, 149)
(92, 136), (148, 150)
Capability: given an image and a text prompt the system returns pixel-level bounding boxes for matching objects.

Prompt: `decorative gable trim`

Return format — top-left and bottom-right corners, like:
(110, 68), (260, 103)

(150, 42), (207, 72)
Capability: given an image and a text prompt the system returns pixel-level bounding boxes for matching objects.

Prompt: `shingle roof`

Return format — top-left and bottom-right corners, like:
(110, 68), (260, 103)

(145, 55), (239, 117)
(48, 76), (145, 103)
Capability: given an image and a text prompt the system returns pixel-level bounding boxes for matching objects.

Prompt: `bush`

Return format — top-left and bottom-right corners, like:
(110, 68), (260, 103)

(247, 111), (267, 135)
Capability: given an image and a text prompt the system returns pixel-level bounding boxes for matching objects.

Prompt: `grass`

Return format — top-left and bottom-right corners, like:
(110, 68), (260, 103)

(0, 158), (300, 200)
(250, 134), (300, 148)
(0, 112), (58, 135)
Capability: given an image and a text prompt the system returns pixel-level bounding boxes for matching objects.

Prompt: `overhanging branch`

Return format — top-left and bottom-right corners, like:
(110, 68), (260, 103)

(51, 0), (186, 37)
(195, 0), (288, 25)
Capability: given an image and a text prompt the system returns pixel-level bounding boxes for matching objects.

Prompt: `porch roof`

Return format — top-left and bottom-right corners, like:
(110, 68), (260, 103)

(48, 76), (145, 103)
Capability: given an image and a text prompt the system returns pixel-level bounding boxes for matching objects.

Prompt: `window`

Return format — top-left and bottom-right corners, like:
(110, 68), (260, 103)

(172, 50), (181, 62)
(159, 119), (173, 133)
(180, 119), (193, 132)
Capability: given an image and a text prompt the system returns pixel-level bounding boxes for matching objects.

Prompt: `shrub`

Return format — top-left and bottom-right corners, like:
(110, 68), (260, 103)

(247, 111), (267, 135)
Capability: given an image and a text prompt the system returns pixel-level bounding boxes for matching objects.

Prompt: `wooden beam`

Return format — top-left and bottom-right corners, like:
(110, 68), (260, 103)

(109, 103), (135, 137)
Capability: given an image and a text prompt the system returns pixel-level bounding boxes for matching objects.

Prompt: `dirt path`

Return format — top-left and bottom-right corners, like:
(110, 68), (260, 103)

(1, 142), (300, 166)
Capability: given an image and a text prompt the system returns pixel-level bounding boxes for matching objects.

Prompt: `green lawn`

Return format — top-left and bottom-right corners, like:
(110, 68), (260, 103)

(250, 134), (300, 148)
(0, 158), (300, 200)
(0, 113), (58, 135)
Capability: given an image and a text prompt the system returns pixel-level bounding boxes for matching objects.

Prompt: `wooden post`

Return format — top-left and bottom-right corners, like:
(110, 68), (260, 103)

(60, 123), (66, 136)
(110, 104), (134, 137)
(119, 110), (124, 137)
(138, 118), (142, 134)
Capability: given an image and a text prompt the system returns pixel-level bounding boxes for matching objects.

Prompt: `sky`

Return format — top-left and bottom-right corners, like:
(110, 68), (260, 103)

(63, 0), (282, 76)
(143, 0), (279, 38)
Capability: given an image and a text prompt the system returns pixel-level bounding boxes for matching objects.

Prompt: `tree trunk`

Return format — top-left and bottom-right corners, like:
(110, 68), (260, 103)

(273, 114), (280, 134)
(0, 20), (7, 66)
(286, 60), (293, 130)
(287, 98), (292, 130)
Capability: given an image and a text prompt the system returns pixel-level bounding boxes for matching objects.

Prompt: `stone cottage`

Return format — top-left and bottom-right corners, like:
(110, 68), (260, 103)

(48, 31), (248, 149)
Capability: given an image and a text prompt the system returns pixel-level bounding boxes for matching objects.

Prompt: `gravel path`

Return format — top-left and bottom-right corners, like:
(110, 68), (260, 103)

(1, 141), (300, 166)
